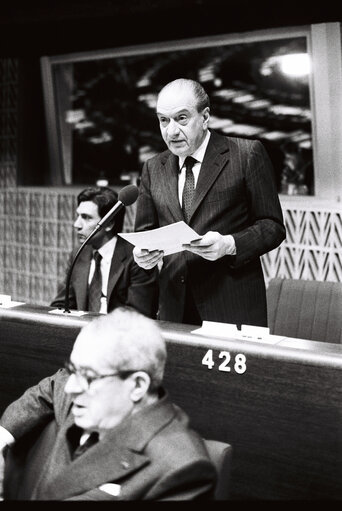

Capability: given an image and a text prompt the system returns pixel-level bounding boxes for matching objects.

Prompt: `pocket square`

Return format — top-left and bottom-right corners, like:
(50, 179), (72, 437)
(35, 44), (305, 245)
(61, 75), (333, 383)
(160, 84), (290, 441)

(99, 483), (121, 496)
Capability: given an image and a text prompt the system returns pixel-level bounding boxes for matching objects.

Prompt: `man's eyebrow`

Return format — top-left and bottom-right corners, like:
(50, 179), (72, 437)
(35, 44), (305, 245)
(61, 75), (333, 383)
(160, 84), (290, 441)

(157, 109), (190, 118)
(69, 361), (97, 373)
(80, 364), (98, 372)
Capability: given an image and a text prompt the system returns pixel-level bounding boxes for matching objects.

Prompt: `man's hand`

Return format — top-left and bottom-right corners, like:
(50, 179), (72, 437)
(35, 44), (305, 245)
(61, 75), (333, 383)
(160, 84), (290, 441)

(133, 247), (164, 270)
(182, 232), (236, 261)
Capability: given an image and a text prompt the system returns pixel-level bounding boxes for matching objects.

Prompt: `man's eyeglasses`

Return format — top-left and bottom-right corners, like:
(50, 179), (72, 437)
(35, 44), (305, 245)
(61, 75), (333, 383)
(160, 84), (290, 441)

(64, 361), (138, 390)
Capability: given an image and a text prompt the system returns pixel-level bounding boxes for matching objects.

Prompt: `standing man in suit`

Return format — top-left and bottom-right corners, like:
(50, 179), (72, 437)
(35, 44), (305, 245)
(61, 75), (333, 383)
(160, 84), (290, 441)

(51, 186), (158, 318)
(133, 78), (286, 327)
(0, 307), (216, 500)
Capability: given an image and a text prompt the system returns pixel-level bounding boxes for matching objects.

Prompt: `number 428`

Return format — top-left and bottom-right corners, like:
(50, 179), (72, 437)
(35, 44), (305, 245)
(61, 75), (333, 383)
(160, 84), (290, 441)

(202, 349), (247, 374)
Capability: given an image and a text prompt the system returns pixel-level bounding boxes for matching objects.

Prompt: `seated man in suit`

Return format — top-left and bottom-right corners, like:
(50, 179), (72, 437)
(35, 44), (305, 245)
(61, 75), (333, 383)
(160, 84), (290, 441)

(50, 186), (158, 318)
(0, 307), (216, 501)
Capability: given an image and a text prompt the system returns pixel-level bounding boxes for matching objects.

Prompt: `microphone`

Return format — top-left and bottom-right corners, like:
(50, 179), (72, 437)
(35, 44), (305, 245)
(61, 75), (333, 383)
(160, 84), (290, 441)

(97, 184), (139, 229)
(62, 184), (139, 314)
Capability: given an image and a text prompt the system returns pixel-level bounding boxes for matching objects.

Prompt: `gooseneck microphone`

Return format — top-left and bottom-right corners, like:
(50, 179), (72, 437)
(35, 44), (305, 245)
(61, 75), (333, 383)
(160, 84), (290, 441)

(63, 184), (139, 313)
(96, 184), (139, 229)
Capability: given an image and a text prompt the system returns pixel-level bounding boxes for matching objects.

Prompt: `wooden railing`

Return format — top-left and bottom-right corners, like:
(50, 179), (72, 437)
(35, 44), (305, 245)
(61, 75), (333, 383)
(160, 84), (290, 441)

(0, 304), (342, 499)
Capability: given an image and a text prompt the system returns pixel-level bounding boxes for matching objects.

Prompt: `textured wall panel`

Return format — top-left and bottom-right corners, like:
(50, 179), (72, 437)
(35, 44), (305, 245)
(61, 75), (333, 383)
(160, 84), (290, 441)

(0, 60), (18, 188)
(261, 206), (342, 286)
(0, 187), (341, 305)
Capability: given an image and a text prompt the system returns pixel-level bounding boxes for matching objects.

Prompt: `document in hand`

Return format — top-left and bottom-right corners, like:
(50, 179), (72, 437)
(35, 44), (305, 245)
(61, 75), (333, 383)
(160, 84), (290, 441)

(118, 221), (201, 256)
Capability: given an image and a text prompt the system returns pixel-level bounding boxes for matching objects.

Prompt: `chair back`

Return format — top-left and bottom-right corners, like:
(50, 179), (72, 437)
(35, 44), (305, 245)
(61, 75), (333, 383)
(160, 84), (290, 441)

(267, 278), (342, 343)
(204, 439), (232, 500)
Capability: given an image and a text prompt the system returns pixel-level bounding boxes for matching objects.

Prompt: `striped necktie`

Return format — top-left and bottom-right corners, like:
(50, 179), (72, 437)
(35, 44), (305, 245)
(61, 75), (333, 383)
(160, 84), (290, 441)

(182, 156), (197, 223)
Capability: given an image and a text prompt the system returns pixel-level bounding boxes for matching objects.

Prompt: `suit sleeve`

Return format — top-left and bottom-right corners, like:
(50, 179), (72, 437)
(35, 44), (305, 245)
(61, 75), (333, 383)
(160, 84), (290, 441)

(0, 370), (65, 441)
(126, 260), (159, 319)
(230, 140), (286, 267)
(50, 252), (77, 310)
(134, 160), (160, 233)
(129, 162), (159, 319)
(147, 458), (216, 501)
(65, 458), (216, 501)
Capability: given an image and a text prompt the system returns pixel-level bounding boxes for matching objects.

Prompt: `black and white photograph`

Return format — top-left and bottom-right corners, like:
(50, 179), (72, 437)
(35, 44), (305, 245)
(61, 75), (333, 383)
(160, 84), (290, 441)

(0, 0), (342, 501)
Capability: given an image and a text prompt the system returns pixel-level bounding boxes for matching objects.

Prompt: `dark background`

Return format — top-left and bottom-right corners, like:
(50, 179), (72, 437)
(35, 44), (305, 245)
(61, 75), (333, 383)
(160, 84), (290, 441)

(0, 1), (341, 57)
(1, 0), (341, 187)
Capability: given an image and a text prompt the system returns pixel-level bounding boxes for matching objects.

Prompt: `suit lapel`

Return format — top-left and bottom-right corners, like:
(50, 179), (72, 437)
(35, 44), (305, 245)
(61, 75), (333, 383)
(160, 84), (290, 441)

(158, 135), (230, 225)
(40, 393), (177, 500)
(189, 131), (230, 222)
(106, 237), (127, 300)
(31, 410), (76, 499)
(160, 152), (184, 222)
(44, 430), (150, 500)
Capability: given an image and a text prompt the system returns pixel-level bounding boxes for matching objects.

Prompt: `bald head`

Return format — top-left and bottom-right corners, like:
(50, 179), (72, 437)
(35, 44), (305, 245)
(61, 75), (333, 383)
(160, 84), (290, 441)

(157, 78), (210, 113)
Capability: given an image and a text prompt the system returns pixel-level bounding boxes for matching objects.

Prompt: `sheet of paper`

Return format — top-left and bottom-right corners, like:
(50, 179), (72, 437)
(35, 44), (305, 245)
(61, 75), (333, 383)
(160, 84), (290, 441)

(49, 308), (88, 317)
(192, 321), (282, 344)
(0, 301), (25, 309)
(241, 334), (287, 345)
(191, 321), (240, 339)
(0, 294), (11, 306)
(240, 324), (270, 338)
(118, 221), (201, 256)
(239, 324), (279, 344)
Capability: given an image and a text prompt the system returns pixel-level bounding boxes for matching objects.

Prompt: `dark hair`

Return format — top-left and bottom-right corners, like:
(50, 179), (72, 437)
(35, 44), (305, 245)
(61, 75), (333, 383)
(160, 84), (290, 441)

(190, 79), (210, 112)
(77, 186), (125, 233)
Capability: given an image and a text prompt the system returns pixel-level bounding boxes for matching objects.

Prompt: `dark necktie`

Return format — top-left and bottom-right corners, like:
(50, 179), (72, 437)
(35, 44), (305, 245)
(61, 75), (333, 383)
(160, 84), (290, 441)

(72, 432), (99, 460)
(88, 250), (102, 312)
(182, 156), (197, 223)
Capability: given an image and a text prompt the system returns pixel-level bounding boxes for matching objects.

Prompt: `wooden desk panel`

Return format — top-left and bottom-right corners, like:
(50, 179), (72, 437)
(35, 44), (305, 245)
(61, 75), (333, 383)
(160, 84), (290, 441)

(0, 305), (90, 410)
(1, 305), (342, 499)
(159, 326), (342, 499)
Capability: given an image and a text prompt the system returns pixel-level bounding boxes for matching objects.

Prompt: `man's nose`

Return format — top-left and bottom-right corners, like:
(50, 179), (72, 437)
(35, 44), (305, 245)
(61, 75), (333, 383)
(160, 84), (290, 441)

(74, 216), (82, 229)
(64, 373), (84, 394)
(167, 119), (180, 137)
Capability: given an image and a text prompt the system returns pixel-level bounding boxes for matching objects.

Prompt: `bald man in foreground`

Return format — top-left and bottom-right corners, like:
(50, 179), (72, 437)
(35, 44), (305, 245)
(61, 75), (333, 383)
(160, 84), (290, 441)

(0, 308), (216, 500)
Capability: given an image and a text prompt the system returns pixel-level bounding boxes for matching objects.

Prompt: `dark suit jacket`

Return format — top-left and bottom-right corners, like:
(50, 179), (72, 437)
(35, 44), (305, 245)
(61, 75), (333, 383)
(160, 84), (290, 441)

(135, 131), (286, 326)
(2, 370), (216, 501)
(51, 236), (158, 319)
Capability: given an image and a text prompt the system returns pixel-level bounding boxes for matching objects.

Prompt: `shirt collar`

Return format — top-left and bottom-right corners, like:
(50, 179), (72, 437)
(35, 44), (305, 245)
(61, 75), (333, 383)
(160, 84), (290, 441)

(178, 130), (211, 171)
(96, 235), (117, 262)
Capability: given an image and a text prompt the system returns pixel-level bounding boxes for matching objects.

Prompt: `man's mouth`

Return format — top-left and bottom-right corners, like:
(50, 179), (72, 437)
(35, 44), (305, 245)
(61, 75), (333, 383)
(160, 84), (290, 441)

(72, 403), (86, 415)
(170, 139), (186, 145)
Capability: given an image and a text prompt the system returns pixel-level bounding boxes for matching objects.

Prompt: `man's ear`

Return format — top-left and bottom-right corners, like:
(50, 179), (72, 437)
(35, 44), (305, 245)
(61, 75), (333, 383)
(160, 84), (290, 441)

(104, 222), (115, 232)
(202, 106), (210, 128)
(130, 372), (151, 403)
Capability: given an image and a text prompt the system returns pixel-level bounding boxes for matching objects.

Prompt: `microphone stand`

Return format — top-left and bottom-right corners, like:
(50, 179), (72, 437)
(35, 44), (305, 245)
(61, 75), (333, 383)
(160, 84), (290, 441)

(61, 184), (138, 314)
(63, 224), (102, 314)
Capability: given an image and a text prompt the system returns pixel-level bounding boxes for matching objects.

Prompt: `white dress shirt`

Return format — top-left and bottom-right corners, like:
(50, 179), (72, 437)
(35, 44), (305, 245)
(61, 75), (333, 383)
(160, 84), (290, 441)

(0, 425), (14, 449)
(178, 130), (211, 206)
